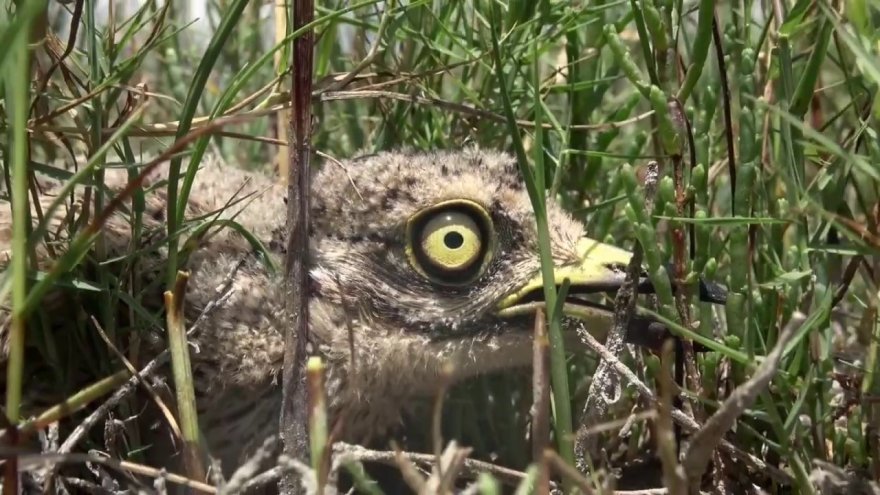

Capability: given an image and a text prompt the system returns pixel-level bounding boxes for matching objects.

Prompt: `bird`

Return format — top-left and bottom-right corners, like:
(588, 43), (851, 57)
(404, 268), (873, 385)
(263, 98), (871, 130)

(0, 148), (726, 479)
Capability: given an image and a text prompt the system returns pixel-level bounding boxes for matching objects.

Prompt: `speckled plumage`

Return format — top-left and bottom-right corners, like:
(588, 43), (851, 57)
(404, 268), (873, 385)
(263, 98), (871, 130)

(1, 149), (639, 474)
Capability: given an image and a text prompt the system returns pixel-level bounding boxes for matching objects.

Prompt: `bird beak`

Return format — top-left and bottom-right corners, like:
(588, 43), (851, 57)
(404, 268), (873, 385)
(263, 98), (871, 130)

(496, 237), (638, 316)
(495, 238), (727, 350)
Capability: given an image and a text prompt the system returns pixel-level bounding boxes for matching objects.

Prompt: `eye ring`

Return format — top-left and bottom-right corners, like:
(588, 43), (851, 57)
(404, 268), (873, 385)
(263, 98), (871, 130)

(405, 200), (494, 285)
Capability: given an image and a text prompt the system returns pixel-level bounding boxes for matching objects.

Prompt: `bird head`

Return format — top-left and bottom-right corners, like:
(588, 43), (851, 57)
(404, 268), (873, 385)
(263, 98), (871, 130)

(305, 149), (691, 409)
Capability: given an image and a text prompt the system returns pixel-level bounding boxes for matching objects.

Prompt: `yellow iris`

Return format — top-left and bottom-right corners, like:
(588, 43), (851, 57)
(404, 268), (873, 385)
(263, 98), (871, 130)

(419, 211), (482, 272)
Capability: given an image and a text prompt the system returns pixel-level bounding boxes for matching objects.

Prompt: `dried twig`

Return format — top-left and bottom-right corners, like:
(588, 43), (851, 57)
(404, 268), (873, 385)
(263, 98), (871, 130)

(681, 309), (799, 485)
(544, 449), (595, 495)
(53, 256), (243, 455)
(240, 466), (287, 494)
(332, 442), (557, 490)
(12, 450), (216, 493)
(580, 410), (659, 441)
(576, 161), (658, 465)
(90, 316), (182, 441)
(392, 443), (429, 493)
(392, 441), (473, 495)
(32, 91), (655, 138)
(575, 328), (793, 485)
(323, 1), (396, 92)
(220, 436), (279, 495)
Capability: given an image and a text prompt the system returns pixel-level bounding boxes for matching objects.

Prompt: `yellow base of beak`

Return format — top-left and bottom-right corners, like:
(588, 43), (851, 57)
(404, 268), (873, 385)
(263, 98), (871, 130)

(496, 237), (635, 314)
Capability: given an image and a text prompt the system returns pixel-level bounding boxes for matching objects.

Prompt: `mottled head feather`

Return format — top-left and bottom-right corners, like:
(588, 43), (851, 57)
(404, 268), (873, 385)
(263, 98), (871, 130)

(310, 148), (586, 337)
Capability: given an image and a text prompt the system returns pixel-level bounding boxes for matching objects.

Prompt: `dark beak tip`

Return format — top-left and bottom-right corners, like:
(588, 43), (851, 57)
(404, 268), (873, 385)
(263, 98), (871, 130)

(699, 279), (728, 304)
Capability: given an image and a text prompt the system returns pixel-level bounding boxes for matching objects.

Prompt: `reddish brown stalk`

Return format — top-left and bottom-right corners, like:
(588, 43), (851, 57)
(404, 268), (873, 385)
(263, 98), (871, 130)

(280, 0), (315, 493)
(668, 99), (704, 424)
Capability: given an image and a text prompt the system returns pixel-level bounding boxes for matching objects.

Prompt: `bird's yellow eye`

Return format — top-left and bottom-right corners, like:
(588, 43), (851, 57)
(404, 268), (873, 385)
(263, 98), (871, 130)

(419, 212), (481, 271)
(406, 201), (494, 284)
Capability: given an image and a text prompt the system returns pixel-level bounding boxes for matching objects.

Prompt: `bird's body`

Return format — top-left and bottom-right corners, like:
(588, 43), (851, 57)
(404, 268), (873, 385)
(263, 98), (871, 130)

(1, 149), (723, 477)
(156, 149), (602, 469)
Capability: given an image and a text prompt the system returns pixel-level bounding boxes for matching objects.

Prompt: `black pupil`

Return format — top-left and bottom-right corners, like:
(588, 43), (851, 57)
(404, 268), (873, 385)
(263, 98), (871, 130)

(444, 231), (464, 249)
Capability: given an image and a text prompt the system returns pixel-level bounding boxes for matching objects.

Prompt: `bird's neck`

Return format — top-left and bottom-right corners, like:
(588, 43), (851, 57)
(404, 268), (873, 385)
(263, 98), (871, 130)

(309, 298), (537, 440)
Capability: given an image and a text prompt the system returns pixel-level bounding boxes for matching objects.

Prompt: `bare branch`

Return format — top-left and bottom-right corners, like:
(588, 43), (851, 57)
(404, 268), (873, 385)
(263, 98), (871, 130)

(220, 436), (280, 495)
(576, 161), (659, 466)
(575, 327), (793, 485)
(332, 442), (557, 490)
(682, 310), (799, 484)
